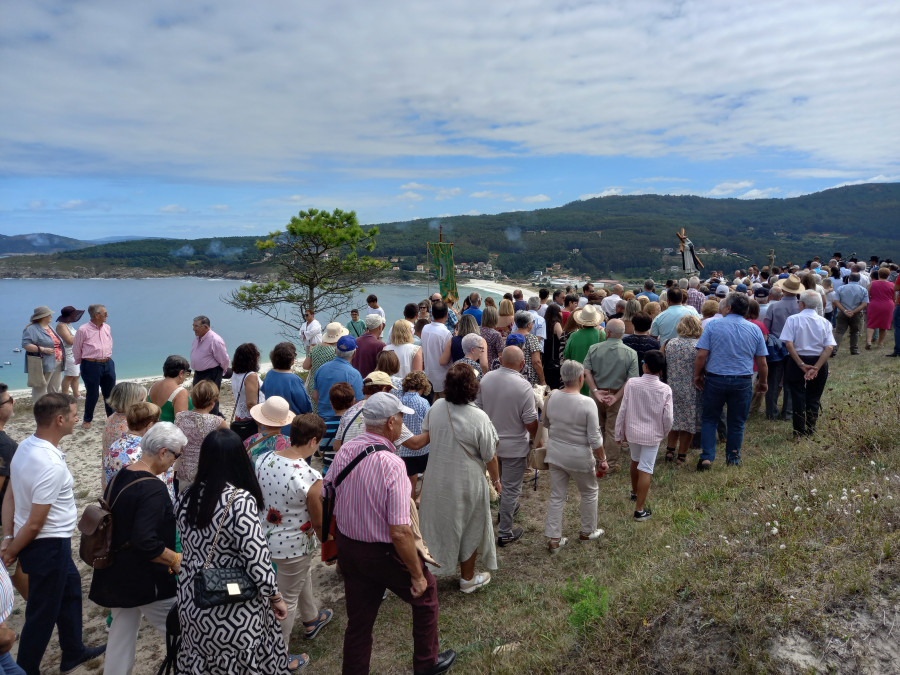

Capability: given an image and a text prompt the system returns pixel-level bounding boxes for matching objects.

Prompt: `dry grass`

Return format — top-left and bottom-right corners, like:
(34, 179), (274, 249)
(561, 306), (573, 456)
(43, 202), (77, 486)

(300, 348), (900, 674)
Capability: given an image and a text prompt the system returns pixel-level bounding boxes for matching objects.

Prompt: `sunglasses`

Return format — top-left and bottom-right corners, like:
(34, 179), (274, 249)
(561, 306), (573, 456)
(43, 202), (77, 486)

(168, 449), (182, 460)
(0, 396), (12, 406)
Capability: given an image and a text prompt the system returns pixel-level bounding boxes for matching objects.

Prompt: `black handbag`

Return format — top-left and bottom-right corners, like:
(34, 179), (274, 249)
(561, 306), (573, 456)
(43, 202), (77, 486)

(193, 488), (258, 609)
(229, 376), (258, 442)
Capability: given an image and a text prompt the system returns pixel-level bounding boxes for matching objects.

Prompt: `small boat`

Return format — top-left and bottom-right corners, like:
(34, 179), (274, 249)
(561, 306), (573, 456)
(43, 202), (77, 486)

(2, 362), (9, 366)
(12, 348), (22, 353)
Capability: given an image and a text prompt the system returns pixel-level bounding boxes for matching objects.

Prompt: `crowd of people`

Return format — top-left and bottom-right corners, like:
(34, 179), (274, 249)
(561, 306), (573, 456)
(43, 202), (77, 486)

(0, 252), (897, 673)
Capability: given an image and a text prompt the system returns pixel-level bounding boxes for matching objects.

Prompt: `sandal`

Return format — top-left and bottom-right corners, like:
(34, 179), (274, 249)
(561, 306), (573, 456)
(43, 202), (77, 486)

(697, 459), (712, 472)
(664, 447), (676, 462)
(303, 608), (333, 639)
(547, 537), (567, 554)
(676, 454), (687, 466)
(289, 653), (310, 672)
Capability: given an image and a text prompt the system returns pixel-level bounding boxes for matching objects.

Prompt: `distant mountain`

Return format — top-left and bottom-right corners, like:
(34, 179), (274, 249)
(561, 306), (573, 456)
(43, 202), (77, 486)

(0, 232), (90, 255)
(85, 236), (161, 245)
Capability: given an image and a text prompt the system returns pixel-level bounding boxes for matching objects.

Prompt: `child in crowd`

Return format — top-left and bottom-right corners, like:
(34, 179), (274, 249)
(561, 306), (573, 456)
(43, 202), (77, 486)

(365, 294), (386, 322)
(397, 371), (432, 501)
(319, 382), (356, 476)
(615, 349), (673, 521)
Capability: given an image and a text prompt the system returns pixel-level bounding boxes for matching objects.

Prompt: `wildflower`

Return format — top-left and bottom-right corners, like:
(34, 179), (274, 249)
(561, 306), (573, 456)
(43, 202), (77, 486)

(771, 527), (779, 535)
(810, 489), (818, 496)
(779, 544), (786, 550)
(841, 495), (848, 502)
(870, 461), (876, 466)
(855, 510), (861, 514)
(794, 506), (801, 513)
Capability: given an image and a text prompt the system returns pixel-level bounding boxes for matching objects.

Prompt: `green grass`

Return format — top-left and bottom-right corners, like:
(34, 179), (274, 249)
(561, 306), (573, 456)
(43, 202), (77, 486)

(300, 348), (900, 673)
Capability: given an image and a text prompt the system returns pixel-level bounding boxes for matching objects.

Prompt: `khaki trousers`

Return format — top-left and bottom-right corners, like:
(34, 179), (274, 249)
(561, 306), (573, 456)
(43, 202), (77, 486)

(274, 554), (319, 647)
(595, 396), (623, 470)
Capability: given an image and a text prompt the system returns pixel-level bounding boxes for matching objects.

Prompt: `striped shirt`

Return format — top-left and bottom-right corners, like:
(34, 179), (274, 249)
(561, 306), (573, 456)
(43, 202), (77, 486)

(614, 374), (673, 446)
(324, 431), (410, 543)
(687, 288), (706, 312)
(72, 321), (113, 363)
(0, 565), (13, 623)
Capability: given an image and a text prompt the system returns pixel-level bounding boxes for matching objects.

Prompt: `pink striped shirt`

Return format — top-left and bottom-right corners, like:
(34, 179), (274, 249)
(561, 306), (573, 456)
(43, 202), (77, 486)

(614, 374), (673, 446)
(72, 321), (113, 363)
(325, 431), (410, 543)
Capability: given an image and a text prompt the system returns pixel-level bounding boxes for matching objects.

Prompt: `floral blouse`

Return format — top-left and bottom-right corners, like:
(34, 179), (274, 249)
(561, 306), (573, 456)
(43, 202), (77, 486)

(254, 452), (322, 559)
(244, 432), (290, 463)
(104, 433), (175, 502)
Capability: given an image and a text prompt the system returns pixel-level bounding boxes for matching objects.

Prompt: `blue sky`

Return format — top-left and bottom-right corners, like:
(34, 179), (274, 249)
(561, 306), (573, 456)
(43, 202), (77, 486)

(2, 1), (899, 240)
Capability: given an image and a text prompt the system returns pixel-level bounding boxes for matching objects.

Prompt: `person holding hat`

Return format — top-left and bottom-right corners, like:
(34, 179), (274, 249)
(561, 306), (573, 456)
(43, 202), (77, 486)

(72, 304), (116, 429)
(243, 396), (294, 462)
(326, 391), (456, 675)
(55, 306), (85, 400)
(313, 336), (364, 418)
(303, 321), (348, 414)
(22, 305), (67, 402)
(352, 314), (387, 378)
(562, 305), (606, 395)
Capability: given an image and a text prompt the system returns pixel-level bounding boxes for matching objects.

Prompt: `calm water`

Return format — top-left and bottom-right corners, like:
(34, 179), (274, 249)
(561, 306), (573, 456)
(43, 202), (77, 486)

(0, 277), (500, 391)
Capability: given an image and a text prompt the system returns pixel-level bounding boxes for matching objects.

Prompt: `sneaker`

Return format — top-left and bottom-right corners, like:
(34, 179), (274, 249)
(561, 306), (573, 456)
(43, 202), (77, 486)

(497, 527), (523, 547)
(61, 645), (107, 674)
(459, 572), (491, 593)
(726, 458), (742, 467)
(547, 538), (568, 555)
(634, 509), (652, 522)
(579, 529), (604, 541)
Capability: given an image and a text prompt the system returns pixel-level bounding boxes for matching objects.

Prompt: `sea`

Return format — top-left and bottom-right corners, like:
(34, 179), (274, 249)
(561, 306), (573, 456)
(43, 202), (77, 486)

(0, 277), (503, 392)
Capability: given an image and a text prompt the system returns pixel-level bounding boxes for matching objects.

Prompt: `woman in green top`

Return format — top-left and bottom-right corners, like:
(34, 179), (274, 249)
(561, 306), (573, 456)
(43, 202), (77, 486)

(302, 322), (347, 413)
(148, 355), (194, 422)
(562, 305), (606, 395)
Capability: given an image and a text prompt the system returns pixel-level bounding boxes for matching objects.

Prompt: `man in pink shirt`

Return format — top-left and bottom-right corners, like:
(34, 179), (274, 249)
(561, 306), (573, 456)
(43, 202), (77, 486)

(189, 316), (231, 416)
(615, 350), (673, 521)
(72, 304), (115, 429)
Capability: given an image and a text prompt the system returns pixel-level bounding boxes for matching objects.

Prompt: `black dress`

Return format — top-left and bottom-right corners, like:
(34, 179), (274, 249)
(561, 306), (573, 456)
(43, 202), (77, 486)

(88, 469), (176, 608)
(543, 328), (562, 390)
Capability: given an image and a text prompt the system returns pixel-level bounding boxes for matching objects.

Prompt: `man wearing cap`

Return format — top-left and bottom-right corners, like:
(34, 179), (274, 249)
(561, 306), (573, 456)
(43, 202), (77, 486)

(313, 336), (364, 418)
(562, 305), (605, 396)
(764, 274), (802, 421)
(351, 314), (386, 378)
(326, 392), (455, 675)
(832, 272), (869, 356)
(780, 291), (835, 437)
(72, 304), (115, 430)
(189, 315), (230, 417)
(421, 302), (453, 397)
(755, 287), (771, 320)
(649, 288), (700, 346)
(583, 319), (639, 473)
(346, 309), (366, 338)
(477, 346), (538, 547)
(299, 308), (322, 354)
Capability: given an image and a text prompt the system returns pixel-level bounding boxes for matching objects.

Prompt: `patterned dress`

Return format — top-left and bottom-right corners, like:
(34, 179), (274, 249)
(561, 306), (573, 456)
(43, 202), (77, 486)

(665, 337), (702, 433)
(304, 343), (336, 414)
(243, 433), (290, 463)
(176, 486), (289, 674)
(104, 433), (176, 502)
(522, 333), (542, 385)
(175, 411), (224, 485)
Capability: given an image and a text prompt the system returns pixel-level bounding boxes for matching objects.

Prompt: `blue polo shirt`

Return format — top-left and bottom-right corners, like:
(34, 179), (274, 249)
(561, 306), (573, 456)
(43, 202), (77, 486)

(636, 291), (659, 302)
(313, 357), (364, 418)
(462, 307), (483, 325)
(696, 314), (768, 376)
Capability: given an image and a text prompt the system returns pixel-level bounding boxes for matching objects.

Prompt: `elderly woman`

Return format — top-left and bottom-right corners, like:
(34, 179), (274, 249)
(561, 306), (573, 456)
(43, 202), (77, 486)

(22, 305), (66, 401)
(102, 382), (149, 485)
(457, 333), (488, 380)
(55, 305), (85, 399)
(176, 429), (289, 673)
(510, 310), (545, 386)
(88, 422), (186, 673)
(148, 355), (192, 423)
(302, 322), (347, 413)
(621, 298), (642, 336)
(419, 363), (500, 592)
(439, 314), (481, 367)
(661, 315), (703, 466)
(498, 298), (516, 336)
(480, 306), (504, 366)
(261, 342), (312, 435)
(543, 360), (606, 553)
(244, 396), (294, 462)
(255, 414), (333, 670)
(867, 267), (894, 349)
(105, 402), (179, 501)
(645, 301), (662, 321)
(175, 380), (228, 493)
(383, 319), (423, 379)
(229, 343), (264, 442)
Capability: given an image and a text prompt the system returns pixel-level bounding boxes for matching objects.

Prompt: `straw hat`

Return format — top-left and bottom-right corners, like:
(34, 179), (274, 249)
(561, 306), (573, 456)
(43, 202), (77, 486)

(30, 306), (53, 322)
(323, 321), (348, 342)
(249, 396), (295, 428)
(575, 304), (602, 326)
(774, 274), (803, 295)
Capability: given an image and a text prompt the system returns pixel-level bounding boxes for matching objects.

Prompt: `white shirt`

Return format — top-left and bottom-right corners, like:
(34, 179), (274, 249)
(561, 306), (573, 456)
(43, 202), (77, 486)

(11, 435), (77, 539)
(420, 322), (452, 392)
(780, 309), (837, 356)
(299, 319), (322, 350)
(255, 453), (322, 559)
(601, 294), (621, 318)
(528, 310), (546, 347)
(536, 303), (548, 318)
(366, 306), (386, 321)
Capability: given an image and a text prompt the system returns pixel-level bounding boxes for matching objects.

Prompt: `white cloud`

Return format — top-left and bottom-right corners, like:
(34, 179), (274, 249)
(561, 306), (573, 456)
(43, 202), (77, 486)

(632, 176), (691, 183)
(580, 188), (624, 200)
(60, 199), (84, 209)
(400, 182), (431, 190)
(827, 174), (900, 189)
(211, 204), (230, 211)
(739, 187), (780, 199)
(521, 194), (550, 203)
(707, 181), (754, 197)
(28, 200), (43, 209)
(771, 168), (861, 179)
(397, 191), (424, 201)
(464, 209), (483, 216)
(159, 204), (188, 213)
(435, 187), (462, 200)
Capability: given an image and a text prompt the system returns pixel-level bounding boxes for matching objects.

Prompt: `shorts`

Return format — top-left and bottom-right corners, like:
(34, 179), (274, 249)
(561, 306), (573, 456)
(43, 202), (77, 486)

(629, 443), (659, 475)
(64, 361), (80, 377)
(402, 454), (429, 476)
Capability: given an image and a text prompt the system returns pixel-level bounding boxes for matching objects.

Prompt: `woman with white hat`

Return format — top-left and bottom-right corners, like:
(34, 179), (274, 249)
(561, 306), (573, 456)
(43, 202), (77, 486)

(561, 305), (606, 395)
(22, 305), (67, 401)
(244, 396), (295, 462)
(302, 322), (347, 414)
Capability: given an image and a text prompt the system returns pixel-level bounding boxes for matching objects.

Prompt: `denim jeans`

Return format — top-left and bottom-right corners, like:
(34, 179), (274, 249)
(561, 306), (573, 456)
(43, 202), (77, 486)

(765, 358), (792, 420)
(0, 652), (25, 675)
(893, 305), (900, 355)
(79, 358), (116, 423)
(700, 374), (753, 464)
(16, 538), (86, 675)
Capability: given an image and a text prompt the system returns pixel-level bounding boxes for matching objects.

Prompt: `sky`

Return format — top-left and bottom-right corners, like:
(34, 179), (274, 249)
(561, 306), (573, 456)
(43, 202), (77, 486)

(2, 0), (899, 240)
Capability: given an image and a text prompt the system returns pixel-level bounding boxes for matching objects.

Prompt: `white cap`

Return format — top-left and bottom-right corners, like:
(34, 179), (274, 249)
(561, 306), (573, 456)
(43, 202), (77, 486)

(362, 392), (414, 420)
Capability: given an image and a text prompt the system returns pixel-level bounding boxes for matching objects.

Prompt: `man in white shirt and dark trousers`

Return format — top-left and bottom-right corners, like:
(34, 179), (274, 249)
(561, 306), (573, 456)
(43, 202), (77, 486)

(420, 302), (452, 399)
(780, 291), (836, 438)
(1, 394), (106, 674)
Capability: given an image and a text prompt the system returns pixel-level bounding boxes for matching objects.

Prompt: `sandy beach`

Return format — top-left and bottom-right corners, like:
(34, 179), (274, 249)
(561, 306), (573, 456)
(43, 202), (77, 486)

(3, 381), (346, 674)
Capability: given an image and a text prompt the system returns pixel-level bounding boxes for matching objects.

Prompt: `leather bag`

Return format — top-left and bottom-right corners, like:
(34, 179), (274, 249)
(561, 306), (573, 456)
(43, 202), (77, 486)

(193, 488), (258, 608)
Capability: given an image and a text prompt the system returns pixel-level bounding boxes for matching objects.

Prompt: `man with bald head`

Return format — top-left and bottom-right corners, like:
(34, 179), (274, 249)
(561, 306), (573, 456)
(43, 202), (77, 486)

(583, 319), (639, 474)
(477, 346), (538, 547)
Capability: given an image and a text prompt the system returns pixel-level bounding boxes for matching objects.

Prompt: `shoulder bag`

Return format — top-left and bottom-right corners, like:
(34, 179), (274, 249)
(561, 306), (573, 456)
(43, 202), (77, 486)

(229, 375), (258, 442)
(527, 391), (551, 471)
(193, 488), (258, 608)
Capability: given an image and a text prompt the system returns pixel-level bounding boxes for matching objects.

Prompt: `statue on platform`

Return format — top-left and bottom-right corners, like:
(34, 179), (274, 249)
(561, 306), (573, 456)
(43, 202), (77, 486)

(675, 228), (704, 276)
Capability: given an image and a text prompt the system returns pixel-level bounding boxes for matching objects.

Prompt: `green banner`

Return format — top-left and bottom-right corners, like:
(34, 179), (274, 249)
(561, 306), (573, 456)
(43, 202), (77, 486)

(428, 242), (458, 304)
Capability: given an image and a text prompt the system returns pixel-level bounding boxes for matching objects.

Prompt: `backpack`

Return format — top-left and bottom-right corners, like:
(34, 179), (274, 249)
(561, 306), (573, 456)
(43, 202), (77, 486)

(78, 471), (155, 570)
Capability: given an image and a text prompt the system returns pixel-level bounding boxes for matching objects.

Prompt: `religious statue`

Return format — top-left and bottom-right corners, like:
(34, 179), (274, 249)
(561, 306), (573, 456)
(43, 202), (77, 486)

(767, 249), (776, 270)
(675, 228), (704, 276)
